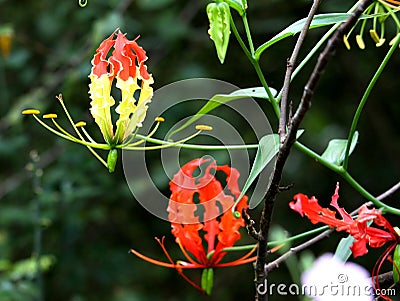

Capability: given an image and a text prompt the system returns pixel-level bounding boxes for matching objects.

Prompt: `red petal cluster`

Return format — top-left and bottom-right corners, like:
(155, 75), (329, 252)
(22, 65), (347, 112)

(168, 157), (248, 266)
(289, 183), (399, 258)
(91, 29), (150, 81)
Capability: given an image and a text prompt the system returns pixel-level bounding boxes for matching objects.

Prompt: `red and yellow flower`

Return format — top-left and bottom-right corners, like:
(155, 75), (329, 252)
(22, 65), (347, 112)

(88, 29), (153, 145)
(130, 158), (256, 294)
(290, 183), (400, 299)
(22, 30), (211, 172)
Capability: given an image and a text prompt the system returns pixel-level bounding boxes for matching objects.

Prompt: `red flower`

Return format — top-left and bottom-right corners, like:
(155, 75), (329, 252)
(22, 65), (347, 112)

(89, 29), (153, 144)
(130, 158), (256, 293)
(290, 183), (400, 299)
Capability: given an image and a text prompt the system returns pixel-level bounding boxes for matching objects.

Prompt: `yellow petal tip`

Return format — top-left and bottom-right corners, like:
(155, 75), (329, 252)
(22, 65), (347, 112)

(22, 109), (40, 115)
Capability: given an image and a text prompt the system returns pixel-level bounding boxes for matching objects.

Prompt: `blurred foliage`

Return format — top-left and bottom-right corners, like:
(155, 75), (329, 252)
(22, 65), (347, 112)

(0, 0), (399, 300)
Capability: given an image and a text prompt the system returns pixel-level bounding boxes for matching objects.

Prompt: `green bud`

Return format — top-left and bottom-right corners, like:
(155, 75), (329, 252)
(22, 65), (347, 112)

(201, 268), (214, 295)
(207, 2), (231, 64)
(107, 149), (118, 173)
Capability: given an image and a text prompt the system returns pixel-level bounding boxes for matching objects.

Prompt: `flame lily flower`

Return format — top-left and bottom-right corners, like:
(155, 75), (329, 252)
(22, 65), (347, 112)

(290, 183), (400, 299)
(130, 158), (257, 294)
(22, 29), (211, 172)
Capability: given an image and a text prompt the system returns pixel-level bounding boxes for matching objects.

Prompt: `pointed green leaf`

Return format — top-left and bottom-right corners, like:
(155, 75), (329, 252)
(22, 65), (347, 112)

(207, 2), (231, 64)
(230, 86), (277, 100)
(255, 13), (385, 59)
(233, 134), (279, 209)
(321, 131), (359, 165)
(167, 87), (277, 139)
(244, 130), (304, 209)
(334, 235), (354, 262)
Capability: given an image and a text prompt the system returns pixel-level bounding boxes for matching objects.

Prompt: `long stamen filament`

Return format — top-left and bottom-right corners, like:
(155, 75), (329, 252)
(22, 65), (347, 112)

(177, 239), (200, 265)
(79, 127), (99, 144)
(120, 129), (204, 150)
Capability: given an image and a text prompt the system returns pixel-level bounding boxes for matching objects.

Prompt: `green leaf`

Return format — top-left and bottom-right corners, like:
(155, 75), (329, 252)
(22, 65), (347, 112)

(167, 87), (277, 139)
(321, 131), (359, 165)
(230, 86), (277, 100)
(334, 235), (355, 262)
(393, 244), (400, 283)
(255, 13), (382, 59)
(201, 268), (214, 295)
(207, 2), (231, 64)
(238, 134), (279, 209)
(244, 130), (304, 209)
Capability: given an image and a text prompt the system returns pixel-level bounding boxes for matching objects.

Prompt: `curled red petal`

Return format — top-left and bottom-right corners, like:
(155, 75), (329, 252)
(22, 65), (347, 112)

(289, 194), (348, 229)
(91, 31), (116, 78)
(329, 183), (352, 223)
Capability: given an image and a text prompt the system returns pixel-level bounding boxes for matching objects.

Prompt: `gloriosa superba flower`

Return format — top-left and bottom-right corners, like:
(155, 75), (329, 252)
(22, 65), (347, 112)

(290, 183), (400, 300)
(130, 158), (257, 295)
(344, 0), (400, 50)
(22, 29), (212, 172)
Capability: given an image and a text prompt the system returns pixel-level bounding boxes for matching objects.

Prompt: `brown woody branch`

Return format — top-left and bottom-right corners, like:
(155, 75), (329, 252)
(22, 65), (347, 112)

(253, 0), (374, 300)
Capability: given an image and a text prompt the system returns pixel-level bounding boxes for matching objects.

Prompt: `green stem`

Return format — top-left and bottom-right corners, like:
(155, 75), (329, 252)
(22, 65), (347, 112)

(343, 33), (400, 170)
(341, 171), (400, 215)
(294, 141), (400, 215)
(230, 14), (280, 117)
(242, 13), (255, 56)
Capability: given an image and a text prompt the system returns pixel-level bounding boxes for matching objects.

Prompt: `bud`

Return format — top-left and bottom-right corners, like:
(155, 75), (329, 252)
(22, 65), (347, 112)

(207, 2), (231, 64)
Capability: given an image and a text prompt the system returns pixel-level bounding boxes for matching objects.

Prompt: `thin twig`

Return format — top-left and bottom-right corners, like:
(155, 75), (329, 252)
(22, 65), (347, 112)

(376, 181), (400, 201)
(254, 1), (374, 300)
(265, 229), (333, 272)
(279, 0), (322, 143)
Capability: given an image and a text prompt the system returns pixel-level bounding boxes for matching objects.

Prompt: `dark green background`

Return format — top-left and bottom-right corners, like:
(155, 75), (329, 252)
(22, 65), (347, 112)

(0, 0), (399, 300)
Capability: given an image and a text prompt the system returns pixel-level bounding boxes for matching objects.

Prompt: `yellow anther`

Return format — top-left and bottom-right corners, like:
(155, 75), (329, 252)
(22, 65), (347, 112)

(195, 125), (213, 131)
(389, 33), (400, 46)
(356, 35), (365, 49)
(75, 121), (87, 127)
(343, 35), (351, 50)
(369, 30), (381, 44)
(155, 117), (165, 122)
(43, 113), (58, 119)
(376, 38), (386, 47)
(22, 109), (40, 115)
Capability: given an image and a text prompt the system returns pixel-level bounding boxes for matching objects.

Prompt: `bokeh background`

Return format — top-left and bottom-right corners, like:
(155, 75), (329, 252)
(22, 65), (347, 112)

(0, 0), (399, 300)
